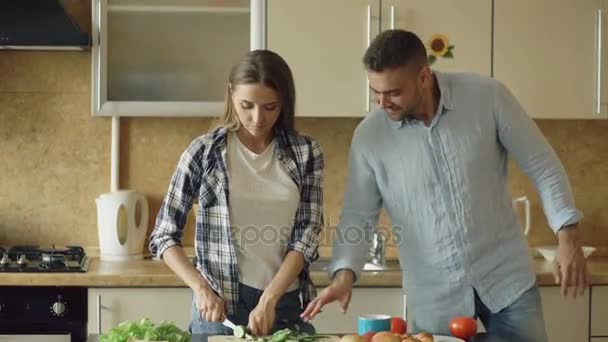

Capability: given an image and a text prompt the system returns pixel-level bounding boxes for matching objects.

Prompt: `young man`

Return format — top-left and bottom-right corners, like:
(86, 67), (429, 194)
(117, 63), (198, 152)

(301, 30), (588, 342)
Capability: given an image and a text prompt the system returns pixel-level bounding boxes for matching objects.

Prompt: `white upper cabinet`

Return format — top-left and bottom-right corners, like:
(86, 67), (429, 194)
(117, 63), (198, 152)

(267, 0), (377, 117)
(385, 0), (492, 76)
(91, 0), (607, 119)
(267, 0), (491, 117)
(91, 0), (265, 117)
(494, 0), (608, 119)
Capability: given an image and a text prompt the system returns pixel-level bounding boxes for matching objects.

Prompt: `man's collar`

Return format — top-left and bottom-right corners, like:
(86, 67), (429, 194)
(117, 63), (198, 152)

(434, 70), (454, 111)
(390, 70), (454, 128)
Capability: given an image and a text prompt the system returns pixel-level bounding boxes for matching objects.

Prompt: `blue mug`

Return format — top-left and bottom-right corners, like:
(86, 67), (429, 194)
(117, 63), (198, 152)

(357, 314), (392, 335)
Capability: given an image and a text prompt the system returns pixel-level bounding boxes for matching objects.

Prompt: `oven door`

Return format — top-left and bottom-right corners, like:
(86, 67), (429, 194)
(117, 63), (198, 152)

(0, 335), (70, 342)
(0, 286), (87, 342)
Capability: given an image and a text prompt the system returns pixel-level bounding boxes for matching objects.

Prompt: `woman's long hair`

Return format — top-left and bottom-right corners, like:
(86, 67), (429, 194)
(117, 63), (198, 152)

(214, 50), (296, 133)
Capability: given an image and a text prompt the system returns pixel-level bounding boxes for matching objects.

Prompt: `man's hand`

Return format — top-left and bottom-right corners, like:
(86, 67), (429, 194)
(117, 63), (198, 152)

(553, 225), (590, 299)
(300, 269), (354, 321)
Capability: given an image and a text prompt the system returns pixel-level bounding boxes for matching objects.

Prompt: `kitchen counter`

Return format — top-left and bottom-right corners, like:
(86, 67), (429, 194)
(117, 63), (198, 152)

(87, 334), (497, 342)
(2, 257), (608, 287)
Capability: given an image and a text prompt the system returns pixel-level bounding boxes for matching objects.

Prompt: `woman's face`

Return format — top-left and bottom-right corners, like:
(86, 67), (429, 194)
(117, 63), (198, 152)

(231, 82), (281, 140)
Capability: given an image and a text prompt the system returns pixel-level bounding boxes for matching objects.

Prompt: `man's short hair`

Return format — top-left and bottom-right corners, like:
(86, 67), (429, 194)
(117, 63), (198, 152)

(363, 29), (428, 72)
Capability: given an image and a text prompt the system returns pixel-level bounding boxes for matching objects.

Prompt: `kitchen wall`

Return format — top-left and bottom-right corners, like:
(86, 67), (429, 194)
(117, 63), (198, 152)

(1, 51), (607, 255)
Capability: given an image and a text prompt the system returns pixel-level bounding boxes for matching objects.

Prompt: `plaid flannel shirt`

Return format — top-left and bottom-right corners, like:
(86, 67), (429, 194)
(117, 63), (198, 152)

(149, 127), (324, 314)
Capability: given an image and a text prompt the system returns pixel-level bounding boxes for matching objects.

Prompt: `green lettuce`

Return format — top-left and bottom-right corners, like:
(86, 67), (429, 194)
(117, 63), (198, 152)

(99, 318), (190, 342)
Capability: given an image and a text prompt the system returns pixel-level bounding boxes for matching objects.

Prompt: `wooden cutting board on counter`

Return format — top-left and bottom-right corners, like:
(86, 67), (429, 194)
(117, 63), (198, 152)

(208, 336), (341, 342)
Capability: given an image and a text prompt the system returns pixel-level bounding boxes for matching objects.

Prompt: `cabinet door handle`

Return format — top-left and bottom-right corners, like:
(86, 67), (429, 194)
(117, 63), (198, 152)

(390, 4), (395, 30)
(597, 9), (604, 115)
(97, 294), (102, 335)
(97, 0), (102, 47)
(251, 0), (266, 49)
(367, 4), (372, 52)
(366, 4), (372, 112)
(94, 0), (103, 113)
(403, 294), (407, 320)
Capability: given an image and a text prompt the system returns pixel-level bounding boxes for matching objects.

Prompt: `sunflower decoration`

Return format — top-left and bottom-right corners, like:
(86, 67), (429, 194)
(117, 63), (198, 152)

(427, 34), (455, 65)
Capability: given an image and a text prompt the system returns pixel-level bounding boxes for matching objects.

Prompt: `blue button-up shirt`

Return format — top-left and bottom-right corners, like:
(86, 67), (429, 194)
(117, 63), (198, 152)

(329, 71), (582, 334)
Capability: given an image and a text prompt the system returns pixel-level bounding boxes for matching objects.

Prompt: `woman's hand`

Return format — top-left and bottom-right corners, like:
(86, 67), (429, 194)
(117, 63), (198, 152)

(248, 296), (277, 336)
(195, 287), (226, 322)
(160, 246), (226, 322)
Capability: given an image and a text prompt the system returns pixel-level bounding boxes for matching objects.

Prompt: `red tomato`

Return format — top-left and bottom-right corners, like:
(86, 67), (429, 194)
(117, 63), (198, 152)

(449, 316), (477, 339)
(390, 317), (407, 334)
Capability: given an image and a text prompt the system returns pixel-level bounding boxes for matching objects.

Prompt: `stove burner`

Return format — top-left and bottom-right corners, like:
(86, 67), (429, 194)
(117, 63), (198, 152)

(40, 253), (69, 270)
(0, 253), (9, 266)
(0, 245), (89, 273)
(7, 245), (41, 261)
(16, 254), (28, 267)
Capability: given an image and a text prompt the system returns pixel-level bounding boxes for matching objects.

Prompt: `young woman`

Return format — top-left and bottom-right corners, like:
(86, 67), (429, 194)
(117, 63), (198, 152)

(149, 50), (324, 336)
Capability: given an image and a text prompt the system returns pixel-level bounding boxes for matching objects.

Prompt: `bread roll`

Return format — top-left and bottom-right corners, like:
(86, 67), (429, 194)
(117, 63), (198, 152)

(413, 332), (434, 342)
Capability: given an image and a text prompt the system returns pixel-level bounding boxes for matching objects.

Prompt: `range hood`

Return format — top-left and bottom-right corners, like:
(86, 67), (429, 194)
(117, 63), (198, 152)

(0, 0), (90, 50)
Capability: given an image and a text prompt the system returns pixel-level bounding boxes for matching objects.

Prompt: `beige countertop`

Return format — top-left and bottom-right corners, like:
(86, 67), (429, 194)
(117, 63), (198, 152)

(2, 257), (608, 287)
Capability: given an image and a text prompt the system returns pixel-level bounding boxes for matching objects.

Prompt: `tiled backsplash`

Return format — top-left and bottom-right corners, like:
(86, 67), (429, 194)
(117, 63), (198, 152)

(1, 51), (607, 254)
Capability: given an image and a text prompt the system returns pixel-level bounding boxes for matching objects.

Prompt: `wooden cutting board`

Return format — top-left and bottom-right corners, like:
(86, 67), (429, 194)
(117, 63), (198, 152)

(209, 335), (342, 342)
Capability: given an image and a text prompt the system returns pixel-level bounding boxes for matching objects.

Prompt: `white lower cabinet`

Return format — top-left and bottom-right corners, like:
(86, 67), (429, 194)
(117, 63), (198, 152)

(87, 288), (193, 335)
(311, 288), (404, 334)
(540, 286), (590, 342)
(592, 286), (608, 337)
(85, 285), (601, 339)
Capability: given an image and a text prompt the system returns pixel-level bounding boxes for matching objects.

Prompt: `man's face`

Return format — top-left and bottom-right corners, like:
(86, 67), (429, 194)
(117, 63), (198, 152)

(367, 64), (425, 121)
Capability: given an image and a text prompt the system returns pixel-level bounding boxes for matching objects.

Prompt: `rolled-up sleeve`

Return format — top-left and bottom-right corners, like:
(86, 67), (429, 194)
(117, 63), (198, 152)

(493, 81), (583, 232)
(149, 141), (203, 259)
(329, 130), (382, 282)
(289, 139), (324, 266)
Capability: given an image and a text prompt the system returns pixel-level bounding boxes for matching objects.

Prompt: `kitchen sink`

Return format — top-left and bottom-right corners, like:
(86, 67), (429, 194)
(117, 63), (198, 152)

(309, 259), (401, 272)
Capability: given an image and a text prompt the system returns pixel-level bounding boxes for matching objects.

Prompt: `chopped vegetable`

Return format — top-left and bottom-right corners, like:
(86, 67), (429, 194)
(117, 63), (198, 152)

(234, 325), (248, 338)
(99, 317), (190, 342)
(233, 327), (331, 342)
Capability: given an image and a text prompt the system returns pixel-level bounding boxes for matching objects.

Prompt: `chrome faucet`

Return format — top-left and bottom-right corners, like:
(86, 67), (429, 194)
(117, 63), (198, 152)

(368, 232), (386, 267)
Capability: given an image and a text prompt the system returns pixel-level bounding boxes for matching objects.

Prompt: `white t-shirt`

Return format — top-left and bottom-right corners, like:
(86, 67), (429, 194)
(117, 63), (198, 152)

(227, 132), (300, 291)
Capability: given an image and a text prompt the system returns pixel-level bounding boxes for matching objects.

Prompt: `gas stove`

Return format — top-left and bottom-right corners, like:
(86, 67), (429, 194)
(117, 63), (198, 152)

(0, 245), (90, 272)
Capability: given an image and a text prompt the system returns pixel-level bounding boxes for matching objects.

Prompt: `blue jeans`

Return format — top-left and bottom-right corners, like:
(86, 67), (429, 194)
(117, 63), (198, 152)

(189, 283), (316, 335)
(475, 285), (548, 342)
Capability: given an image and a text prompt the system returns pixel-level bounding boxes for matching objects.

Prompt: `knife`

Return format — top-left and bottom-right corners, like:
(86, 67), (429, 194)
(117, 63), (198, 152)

(222, 318), (237, 331)
(223, 319), (253, 338)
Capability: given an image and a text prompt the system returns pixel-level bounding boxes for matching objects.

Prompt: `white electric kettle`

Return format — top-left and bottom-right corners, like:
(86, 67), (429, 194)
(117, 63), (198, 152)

(513, 196), (531, 236)
(96, 190), (149, 261)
